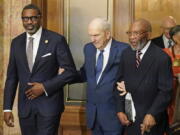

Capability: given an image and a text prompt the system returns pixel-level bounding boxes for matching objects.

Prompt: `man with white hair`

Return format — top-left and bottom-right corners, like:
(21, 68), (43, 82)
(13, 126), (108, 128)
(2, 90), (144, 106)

(152, 16), (177, 48)
(75, 17), (128, 135)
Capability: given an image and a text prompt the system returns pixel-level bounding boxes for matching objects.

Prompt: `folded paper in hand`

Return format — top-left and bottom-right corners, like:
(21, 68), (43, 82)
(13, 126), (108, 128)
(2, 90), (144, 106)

(125, 92), (136, 122)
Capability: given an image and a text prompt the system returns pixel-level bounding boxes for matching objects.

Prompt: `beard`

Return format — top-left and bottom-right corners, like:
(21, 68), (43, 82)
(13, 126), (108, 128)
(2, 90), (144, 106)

(131, 38), (148, 51)
(24, 24), (40, 35)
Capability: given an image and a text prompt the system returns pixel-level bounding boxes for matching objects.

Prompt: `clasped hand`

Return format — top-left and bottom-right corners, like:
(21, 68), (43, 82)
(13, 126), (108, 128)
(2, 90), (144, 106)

(25, 82), (45, 100)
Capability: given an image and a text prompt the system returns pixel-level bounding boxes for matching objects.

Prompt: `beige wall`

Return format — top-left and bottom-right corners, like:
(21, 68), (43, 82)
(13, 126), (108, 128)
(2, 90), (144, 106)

(1, 0), (30, 135)
(135, 0), (180, 38)
(0, 0), (4, 134)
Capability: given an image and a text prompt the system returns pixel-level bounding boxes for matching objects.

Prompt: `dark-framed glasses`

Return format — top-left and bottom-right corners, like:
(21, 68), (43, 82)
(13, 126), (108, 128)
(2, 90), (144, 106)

(21, 15), (40, 22)
(126, 31), (148, 36)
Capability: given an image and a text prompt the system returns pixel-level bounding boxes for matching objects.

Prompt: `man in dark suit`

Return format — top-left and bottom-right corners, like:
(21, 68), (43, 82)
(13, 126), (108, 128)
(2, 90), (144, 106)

(151, 16), (176, 48)
(116, 19), (173, 135)
(74, 18), (128, 135)
(3, 4), (76, 135)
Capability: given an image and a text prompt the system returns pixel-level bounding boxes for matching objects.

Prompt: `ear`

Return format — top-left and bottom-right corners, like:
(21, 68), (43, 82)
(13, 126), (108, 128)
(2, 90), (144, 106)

(106, 31), (111, 39)
(147, 32), (152, 40)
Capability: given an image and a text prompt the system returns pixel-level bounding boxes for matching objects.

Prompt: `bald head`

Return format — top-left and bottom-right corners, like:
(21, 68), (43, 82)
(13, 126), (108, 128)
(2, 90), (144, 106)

(161, 16), (177, 39)
(161, 16), (176, 28)
(128, 18), (152, 50)
(132, 18), (152, 32)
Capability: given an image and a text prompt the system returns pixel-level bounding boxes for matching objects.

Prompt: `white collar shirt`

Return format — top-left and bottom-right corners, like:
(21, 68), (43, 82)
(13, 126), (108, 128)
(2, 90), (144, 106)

(26, 26), (42, 64)
(96, 38), (112, 83)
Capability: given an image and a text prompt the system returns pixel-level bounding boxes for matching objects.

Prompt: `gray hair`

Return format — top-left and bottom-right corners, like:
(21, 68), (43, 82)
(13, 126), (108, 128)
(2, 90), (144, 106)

(89, 17), (111, 31)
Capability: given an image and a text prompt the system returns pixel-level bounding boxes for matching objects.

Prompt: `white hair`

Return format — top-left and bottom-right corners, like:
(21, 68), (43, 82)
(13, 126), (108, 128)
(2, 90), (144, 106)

(89, 17), (111, 31)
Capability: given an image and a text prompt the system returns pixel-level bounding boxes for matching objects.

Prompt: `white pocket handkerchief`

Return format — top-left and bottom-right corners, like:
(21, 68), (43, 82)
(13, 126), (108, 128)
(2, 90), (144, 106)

(41, 53), (52, 58)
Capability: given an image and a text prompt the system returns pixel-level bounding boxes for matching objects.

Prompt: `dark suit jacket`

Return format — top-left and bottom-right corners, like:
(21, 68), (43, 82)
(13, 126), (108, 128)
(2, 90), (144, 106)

(151, 35), (165, 48)
(3, 29), (76, 118)
(117, 42), (173, 135)
(79, 39), (128, 131)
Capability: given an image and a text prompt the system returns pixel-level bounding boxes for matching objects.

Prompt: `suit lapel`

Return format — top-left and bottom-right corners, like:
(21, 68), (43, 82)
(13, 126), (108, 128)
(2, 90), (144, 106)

(98, 40), (118, 85)
(90, 46), (97, 83)
(133, 43), (156, 91)
(32, 29), (49, 73)
(19, 33), (30, 72)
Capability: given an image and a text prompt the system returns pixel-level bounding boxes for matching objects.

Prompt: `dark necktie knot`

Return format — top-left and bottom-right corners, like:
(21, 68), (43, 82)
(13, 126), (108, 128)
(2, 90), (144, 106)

(168, 40), (172, 48)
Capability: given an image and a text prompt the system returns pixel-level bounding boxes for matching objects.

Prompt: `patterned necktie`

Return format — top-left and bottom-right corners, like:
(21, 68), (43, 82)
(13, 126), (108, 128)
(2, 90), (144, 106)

(26, 37), (34, 72)
(95, 50), (104, 83)
(168, 40), (172, 48)
(136, 50), (142, 68)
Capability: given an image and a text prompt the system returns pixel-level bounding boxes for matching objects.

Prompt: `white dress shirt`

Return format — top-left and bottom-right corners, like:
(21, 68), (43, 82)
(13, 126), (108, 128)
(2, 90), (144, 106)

(139, 40), (151, 60)
(26, 27), (42, 63)
(163, 34), (174, 48)
(96, 39), (112, 83)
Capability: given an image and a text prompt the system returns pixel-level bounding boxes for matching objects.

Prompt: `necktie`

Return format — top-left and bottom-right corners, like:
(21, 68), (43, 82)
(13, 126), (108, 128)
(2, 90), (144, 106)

(136, 50), (142, 68)
(95, 50), (104, 83)
(26, 37), (34, 72)
(168, 40), (172, 48)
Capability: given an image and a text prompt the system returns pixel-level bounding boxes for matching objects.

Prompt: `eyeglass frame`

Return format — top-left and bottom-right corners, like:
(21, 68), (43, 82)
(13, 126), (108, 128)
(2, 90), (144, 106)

(21, 15), (41, 22)
(126, 31), (148, 37)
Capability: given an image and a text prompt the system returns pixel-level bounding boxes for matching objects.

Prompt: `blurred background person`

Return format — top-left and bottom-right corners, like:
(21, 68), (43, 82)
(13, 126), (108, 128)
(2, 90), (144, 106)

(152, 16), (176, 48)
(163, 25), (180, 124)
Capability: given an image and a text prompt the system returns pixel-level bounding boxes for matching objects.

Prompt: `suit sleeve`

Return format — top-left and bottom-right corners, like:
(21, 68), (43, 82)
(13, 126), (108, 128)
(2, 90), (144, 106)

(115, 51), (125, 113)
(3, 40), (19, 110)
(147, 55), (173, 118)
(68, 46), (88, 84)
(43, 36), (77, 96)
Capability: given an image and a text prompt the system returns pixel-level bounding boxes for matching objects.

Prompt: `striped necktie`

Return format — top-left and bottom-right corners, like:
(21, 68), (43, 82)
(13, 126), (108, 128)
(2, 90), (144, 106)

(136, 50), (142, 68)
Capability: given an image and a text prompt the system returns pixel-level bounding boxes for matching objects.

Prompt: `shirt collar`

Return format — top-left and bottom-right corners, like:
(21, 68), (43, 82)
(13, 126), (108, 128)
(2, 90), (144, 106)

(97, 38), (112, 52)
(140, 40), (151, 54)
(26, 26), (42, 39)
(163, 34), (169, 42)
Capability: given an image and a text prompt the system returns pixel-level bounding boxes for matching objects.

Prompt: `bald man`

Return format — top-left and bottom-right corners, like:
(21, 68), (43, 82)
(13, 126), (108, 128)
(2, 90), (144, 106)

(116, 19), (173, 135)
(74, 18), (128, 135)
(152, 16), (176, 48)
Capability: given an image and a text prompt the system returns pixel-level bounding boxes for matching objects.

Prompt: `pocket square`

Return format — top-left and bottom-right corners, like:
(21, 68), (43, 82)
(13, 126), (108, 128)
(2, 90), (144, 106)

(41, 53), (52, 58)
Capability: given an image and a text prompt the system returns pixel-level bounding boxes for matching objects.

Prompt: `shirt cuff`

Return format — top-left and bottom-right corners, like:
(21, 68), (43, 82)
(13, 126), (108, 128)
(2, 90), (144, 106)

(43, 88), (48, 96)
(4, 110), (12, 112)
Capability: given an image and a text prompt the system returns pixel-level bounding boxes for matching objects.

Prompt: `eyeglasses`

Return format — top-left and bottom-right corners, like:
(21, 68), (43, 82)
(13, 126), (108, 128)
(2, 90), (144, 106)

(21, 15), (40, 22)
(126, 31), (148, 36)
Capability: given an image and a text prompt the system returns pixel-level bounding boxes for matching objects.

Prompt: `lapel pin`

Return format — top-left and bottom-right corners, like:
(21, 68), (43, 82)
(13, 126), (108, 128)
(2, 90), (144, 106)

(45, 40), (48, 44)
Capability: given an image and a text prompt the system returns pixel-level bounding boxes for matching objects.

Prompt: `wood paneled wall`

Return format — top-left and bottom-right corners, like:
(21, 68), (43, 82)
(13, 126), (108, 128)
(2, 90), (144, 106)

(135, 0), (180, 38)
(113, 0), (134, 42)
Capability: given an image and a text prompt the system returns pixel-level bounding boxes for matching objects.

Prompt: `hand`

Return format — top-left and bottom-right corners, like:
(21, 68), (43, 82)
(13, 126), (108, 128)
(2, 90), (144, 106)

(117, 81), (127, 96)
(4, 112), (14, 127)
(140, 114), (156, 135)
(25, 82), (45, 100)
(58, 68), (65, 75)
(117, 112), (131, 126)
